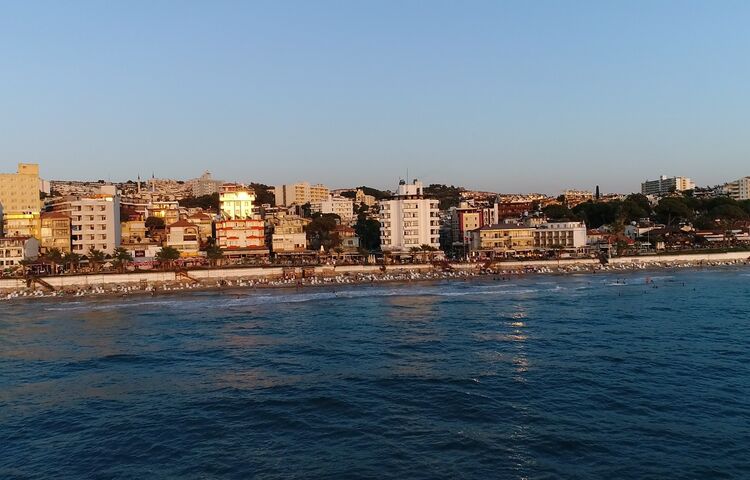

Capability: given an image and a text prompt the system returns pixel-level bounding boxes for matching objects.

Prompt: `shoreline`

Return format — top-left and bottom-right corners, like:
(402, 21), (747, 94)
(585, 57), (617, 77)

(3, 254), (749, 303)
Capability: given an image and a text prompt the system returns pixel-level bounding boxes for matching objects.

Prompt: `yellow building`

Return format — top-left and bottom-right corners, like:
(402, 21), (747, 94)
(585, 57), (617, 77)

(468, 224), (534, 258)
(166, 220), (201, 257)
(3, 211), (41, 240)
(40, 212), (71, 253)
(0, 163), (41, 214)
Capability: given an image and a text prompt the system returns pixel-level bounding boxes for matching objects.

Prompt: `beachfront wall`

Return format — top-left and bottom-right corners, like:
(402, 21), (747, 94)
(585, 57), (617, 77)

(1, 251), (749, 291)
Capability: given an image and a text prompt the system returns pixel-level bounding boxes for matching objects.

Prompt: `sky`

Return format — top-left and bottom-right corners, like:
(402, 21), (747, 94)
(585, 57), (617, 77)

(1, 1), (749, 194)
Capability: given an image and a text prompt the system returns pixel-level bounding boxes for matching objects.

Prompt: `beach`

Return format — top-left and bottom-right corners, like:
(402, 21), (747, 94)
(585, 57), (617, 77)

(3, 251), (749, 302)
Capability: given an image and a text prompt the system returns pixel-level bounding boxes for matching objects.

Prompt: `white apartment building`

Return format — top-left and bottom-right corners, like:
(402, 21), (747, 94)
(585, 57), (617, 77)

(312, 195), (355, 224)
(379, 180), (441, 253)
(0, 236), (40, 268)
(641, 176), (695, 196)
(49, 186), (122, 255)
(275, 182), (330, 206)
(220, 184), (255, 219)
(533, 221), (587, 251)
(722, 177), (750, 201)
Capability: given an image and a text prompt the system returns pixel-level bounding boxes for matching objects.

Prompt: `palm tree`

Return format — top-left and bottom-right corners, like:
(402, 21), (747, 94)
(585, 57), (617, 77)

(62, 252), (82, 273)
(409, 246), (422, 263)
(88, 248), (106, 272)
(156, 246), (181, 270)
(45, 248), (64, 274)
(112, 247), (134, 273)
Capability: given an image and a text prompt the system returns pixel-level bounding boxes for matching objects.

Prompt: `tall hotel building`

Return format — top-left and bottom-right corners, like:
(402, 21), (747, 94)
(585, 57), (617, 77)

(215, 184), (267, 255)
(379, 180), (441, 253)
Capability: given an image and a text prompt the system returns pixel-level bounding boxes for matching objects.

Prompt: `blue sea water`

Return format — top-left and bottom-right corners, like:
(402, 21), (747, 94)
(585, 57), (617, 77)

(1, 268), (750, 479)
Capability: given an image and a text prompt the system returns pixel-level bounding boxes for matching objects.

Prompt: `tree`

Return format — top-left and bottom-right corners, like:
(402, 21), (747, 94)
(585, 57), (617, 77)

(112, 247), (134, 273)
(156, 246), (181, 269)
(249, 183), (275, 206)
(63, 252), (82, 273)
(145, 216), (166, 232)
(88, 248), (106, 272)
(543, 204), (577, 221)
(179, 193), (220, 211)
(654, 197), (693, 226)
(205, 244), (224, 267)
(424, 184), (464, 210)
(45, 248), (64, 274)
(306, 213), (341, 251)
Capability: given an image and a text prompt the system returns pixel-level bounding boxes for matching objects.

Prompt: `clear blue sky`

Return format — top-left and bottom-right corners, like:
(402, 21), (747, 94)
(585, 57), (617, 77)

(1, 1), (749, 194)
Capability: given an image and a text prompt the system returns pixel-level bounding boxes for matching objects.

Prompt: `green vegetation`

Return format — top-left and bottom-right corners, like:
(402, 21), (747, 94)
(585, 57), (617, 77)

(354, 204), (381, 251)
(305, 213), (342, 251)
(179, 193), (220, 211)
(559, 192), (750, 231)
(249, 183), (275, 206)
(339, 186), (391, 201)
(156, 246), (181, 269)
(424, 184), (464, 210)
(145, 216), (166, 231)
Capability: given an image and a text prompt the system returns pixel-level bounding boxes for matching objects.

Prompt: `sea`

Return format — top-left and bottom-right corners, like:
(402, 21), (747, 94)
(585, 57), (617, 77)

(1, 268), (749, 479)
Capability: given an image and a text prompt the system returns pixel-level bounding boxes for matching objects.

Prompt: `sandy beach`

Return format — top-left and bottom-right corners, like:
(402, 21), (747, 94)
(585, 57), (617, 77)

(3, 252), (749, 302)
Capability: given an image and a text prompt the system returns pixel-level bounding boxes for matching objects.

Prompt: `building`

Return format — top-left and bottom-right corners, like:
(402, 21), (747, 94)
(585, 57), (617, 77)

(48, 186), (122, 255)
(186, 212), (214, 243)
(379, 180), (441, 254)
(468, 224), (535, 258)
(722, 177), (750, 201)
(0, 163), (42, 216)
(533, 221), (587, 252)
(312, 195), (355, 224)
(3, 211), (41, 239)
(641, 176), (695, 196)
(215, 184), (268, 256)
(219, 184), (256, 219)
(562, 190), (594, 207)
(166, 220), (201, 256)
(334, 225), (360, 251)
(40, 212), (71, 253)
(275, 182), (330, 206)
(449, 202), (496, 250)
(121, 219), (148, 244)
(145, 200), (182, 226)
(268, 213), (310, 254)
(355, 189), (377, 207)
(0, 236), (40, 269)
(190, 171), (223, 197)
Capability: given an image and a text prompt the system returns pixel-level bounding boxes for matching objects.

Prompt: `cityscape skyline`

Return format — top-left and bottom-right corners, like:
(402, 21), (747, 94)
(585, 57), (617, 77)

(3, 1), (750, 192)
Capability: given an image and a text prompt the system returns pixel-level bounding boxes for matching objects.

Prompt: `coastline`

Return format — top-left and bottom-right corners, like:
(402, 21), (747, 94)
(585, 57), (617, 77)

(3, 251), (749, 303)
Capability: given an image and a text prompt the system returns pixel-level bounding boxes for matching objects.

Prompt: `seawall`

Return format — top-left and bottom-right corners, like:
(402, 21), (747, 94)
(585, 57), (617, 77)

(1, 251), (749, 292)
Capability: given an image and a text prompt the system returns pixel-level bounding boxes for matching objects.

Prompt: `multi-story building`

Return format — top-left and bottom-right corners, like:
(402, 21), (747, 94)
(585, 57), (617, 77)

(449, 202), (496, 250)
(0, 163), (42, 215)
(355, 189), (377, 207)
(190, 171), (223, 197)
(215, 184), (267, 256)
(186, 212), (214, 243)
(166, 220), (201, 256)
(48, 186), (122, 255)
(145, 200), (182, 226)
(0, 236), (40, 269)
(334, 225), (360, 251)
(379, 180), (441, 254)
(275, 182), (330, 206)
(722, 177), (750, 201)
(40, 211), (71, 253)
(533, 221), (587, 252)
(268, 213), (310, 254)
(0, 163), (43, 238)
(3, 211), (41, 239)
(219, 184), (256, 219)
(641, 176), (695, 196)
(121, 219), (148, 244)
(312, 195), (355, 224)
(468, 224), (535, 258)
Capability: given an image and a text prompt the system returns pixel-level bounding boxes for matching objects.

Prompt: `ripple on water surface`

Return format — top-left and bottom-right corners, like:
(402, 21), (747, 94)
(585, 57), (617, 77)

(1, 268), (750, 479)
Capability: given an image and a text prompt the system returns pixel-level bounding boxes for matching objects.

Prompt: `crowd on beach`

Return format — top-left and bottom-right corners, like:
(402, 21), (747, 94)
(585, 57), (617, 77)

(2, 258), (749, 302)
